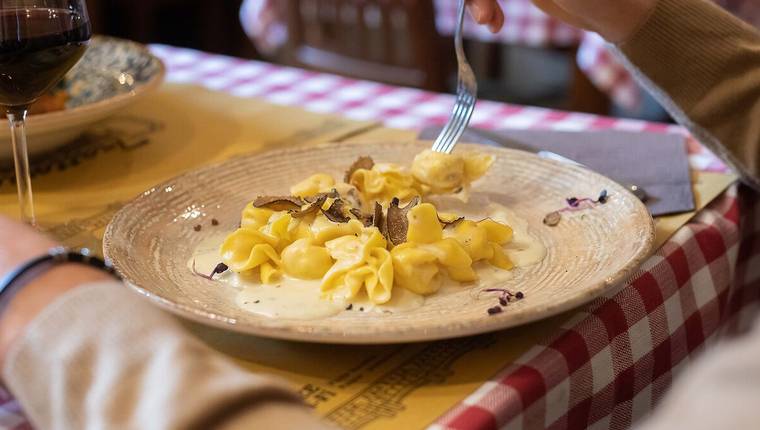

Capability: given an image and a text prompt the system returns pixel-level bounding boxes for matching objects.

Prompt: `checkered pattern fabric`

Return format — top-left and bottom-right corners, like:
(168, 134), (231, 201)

(240, 0), (759, 110)
(0, 46), (755, 430)
(434, 186), (760, 429)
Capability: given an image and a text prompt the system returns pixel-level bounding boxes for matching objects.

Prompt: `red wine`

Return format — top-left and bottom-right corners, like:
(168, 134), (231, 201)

(0, 8), (91, 108)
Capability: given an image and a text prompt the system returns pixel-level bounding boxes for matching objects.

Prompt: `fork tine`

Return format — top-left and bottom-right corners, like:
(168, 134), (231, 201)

(434, 104), (467, 152)
(432, 0), (478, 154)
(441, 98), (475, 154)
(433, 92), (469, 152)
(440, 93), (473, 141)
(436, 103), (468, 153)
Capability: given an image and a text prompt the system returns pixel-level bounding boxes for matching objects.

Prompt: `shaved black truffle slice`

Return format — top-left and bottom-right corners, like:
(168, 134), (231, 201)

(385, 196), (421, 246)
(344, 156), (375, 183)
(253, 196), (304, 212)
(292, 195), (327, 219)
(349, 208), (374, 227)
(373, 202), (387, 238)
(322, 199), (350, 223)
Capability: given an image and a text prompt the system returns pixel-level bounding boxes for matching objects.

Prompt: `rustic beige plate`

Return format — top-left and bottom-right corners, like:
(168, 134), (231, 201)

(104, 142), (654, 344)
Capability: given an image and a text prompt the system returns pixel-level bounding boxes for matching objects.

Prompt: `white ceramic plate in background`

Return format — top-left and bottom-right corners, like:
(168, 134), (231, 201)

(0, 36), (165, 159)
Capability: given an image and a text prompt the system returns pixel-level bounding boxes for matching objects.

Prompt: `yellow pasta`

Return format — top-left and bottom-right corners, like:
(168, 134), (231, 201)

(218, 148), (517, 302)
(257, 212), (302, 252)
(411, 149), (494, 194)
(406, 203), (443, 244)
(281, 238), (334, 279)
(240, 203), (274, 229)
(259, 262), (281, 284)
(290, 173), (336, 198)
(220, 228), (282, 282)
(462, 153), (495, 184)
(479, 218), (513, 244)
(391, 204), (477, 294)
(349, 163), (424, 206)
(221, 211), (312, 283)
(447, 219), (514, 270)
(449, 220), (492, 261)
(311, 215), (364, 245)
(390, 244), (440, 294)
(321, 227), (394, 304)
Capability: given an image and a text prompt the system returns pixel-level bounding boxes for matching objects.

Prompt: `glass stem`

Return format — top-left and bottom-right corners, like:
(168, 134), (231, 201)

(7, 109), (35, 226)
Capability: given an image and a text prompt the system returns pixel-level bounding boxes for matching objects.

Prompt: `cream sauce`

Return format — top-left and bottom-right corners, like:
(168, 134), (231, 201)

(431, 194), (547, 268)
(189, 236), (425, 320)
(189, 195), (546, 320)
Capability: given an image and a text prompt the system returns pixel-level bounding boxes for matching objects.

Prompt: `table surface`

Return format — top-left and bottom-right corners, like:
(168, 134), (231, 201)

(1, 45), (758, 430)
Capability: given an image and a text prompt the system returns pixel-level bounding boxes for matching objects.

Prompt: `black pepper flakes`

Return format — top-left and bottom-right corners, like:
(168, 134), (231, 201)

(194, 225), (202, 232)
(487, 306), (503, 315)
(345, 304), (353, 311)
(515, 291), (525, 300)
(211, 218), (219, 226)
(499, 297), (508, 306)
(359, 307), (364, 312)
(254, 300), (260, 304)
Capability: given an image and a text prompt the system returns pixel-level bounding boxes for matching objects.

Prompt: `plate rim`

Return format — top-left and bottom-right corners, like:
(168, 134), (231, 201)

(104, 141), (656, 344)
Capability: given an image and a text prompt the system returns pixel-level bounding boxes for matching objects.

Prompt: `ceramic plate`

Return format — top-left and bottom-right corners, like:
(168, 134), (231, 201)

(0, 36), (165, 158)
(104, 142), (655, 344)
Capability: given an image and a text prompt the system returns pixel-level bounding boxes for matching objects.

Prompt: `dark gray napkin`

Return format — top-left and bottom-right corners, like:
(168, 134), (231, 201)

(419, 127), (694, 216)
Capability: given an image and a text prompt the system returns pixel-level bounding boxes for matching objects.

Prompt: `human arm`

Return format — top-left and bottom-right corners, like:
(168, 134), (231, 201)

(465, 0), (657, 42)
(0, 217), (332, 429)
(467, 0), (760, 188)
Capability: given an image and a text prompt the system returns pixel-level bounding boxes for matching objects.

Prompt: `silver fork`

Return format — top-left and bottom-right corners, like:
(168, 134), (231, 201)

(431, 0), (477, 154)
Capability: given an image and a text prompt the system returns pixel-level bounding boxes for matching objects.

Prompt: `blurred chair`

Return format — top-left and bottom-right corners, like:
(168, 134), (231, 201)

(282, 0), (449, 91)
(86, 0), (257, 58)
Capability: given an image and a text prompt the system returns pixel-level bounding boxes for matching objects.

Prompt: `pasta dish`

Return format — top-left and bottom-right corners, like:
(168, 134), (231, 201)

(191, 149), (547, 319)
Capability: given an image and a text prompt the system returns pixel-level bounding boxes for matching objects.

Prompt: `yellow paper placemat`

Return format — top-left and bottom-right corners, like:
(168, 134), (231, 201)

(0, 84), (738, 429)
(0, 84), (377, 230)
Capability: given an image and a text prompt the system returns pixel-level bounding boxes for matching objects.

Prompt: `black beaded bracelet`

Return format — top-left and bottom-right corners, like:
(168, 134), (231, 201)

(0, 247), (120, 314)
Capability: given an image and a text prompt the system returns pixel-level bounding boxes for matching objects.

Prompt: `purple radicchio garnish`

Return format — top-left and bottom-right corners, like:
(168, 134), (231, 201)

(192, 260), (229, 281)
(483, 288), (525, 315)
(544, 189), (609, 226)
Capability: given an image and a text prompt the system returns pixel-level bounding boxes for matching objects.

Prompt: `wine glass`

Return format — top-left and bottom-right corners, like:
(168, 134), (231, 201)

(0, 0), (92, 225)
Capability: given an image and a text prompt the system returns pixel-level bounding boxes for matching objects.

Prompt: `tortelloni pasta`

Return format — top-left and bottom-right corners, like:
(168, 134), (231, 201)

(348, 150), (495, 207)
(349, 163), (423, 207)
(392, 203), (481, 295)
(290, 173), (336, 198)
(215, 147), (521, 311)
(321, 227), (394, 304)
(447, 219), (514, 270)
(280, 239), (333, 279)
(222, 208), (317, 283)
(411, 149), (494, 194)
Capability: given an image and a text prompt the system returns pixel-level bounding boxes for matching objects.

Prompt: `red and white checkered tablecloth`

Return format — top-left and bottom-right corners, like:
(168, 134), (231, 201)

(240, 0), (760, 110)
(1, 46), (758, 430)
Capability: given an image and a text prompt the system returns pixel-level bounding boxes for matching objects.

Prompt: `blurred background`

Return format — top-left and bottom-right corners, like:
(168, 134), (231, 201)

(85, 0), (758, 122)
